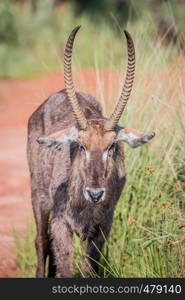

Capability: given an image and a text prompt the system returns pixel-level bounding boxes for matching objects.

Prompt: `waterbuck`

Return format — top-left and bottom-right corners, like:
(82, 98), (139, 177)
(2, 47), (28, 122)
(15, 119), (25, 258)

(27, 26), (155, 278)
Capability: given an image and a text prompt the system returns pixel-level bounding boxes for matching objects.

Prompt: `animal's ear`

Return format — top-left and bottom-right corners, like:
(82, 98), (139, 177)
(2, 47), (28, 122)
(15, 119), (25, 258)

(37, 126), (79, 150)
(116, 128), (155, 148)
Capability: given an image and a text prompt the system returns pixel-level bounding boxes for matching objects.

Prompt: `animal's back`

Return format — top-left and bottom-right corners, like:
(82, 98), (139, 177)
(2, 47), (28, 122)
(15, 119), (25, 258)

(27, 89), (103, 207)
(28, 89), (102, 136)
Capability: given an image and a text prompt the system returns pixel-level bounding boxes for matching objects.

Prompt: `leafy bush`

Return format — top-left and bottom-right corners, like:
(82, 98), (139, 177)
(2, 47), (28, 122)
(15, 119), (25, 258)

(0, 0), (20, 46)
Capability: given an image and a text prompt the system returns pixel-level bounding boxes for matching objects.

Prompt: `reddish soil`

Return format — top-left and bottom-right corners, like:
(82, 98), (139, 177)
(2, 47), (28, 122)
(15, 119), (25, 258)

(0, 70), (120, 277)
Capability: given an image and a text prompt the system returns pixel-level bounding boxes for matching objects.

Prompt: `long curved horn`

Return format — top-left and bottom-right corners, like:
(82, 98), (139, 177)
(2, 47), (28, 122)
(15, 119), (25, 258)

(105, 30), (135, 131)
(64, 26), (88, 130)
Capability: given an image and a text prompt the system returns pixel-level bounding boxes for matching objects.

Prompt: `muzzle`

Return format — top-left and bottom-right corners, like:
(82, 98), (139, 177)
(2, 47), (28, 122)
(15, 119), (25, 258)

(84, 187), (106, 203)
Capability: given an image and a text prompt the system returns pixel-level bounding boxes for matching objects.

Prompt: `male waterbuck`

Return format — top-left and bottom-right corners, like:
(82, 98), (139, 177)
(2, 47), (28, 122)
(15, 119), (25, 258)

(27, 26), (155, 278)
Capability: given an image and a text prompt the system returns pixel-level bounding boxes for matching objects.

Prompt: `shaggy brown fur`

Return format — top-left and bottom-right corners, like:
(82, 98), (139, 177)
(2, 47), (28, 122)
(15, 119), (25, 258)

(27, 24), (156, 278)
(27, 90), (126, 277)
(27, 88), (154, 278)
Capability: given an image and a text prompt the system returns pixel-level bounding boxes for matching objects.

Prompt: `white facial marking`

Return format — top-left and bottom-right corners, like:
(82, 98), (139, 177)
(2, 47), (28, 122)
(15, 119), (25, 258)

(102, 150), (108, 161)
(86, 150), (90, 161)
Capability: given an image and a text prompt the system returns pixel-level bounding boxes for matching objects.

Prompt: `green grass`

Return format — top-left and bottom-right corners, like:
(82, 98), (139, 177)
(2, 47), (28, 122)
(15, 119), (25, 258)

(0, 0), (183, 78)
(10, 2), (185, 278)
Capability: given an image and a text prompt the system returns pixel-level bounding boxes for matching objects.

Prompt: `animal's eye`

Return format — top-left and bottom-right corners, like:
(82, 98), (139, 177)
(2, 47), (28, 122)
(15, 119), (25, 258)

(80, 144), (86, 152)
(108, 143), (115, 152)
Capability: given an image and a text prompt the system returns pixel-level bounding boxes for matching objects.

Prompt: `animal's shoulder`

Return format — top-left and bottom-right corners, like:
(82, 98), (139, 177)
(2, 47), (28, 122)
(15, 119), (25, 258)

(28, 89), (103, 135)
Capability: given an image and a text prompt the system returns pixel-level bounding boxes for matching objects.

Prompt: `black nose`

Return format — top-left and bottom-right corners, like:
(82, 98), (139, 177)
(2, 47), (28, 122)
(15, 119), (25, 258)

(86, 189), (105, 202)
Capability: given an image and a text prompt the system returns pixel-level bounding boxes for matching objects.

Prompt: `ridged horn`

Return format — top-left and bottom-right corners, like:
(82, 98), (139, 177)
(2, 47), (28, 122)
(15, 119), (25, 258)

(105, 30), (135, 131)
(64, 26), (88, 130)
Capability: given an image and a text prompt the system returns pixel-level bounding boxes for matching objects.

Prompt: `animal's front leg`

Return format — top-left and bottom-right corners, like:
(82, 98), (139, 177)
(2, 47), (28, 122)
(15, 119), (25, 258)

(32, 199), (49, 278)
(83, 211), (113, 277)
(50, 217), (73, 278)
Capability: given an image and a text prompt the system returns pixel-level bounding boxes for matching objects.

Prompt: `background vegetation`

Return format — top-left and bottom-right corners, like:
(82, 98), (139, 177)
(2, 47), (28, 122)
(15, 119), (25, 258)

(0, 0), (185, 78)
(1, 0), (184, 277)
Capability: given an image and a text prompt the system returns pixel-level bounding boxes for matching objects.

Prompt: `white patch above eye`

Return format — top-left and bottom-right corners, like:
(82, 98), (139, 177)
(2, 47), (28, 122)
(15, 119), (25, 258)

(86, 150), (90, 161)
(102, 151), (108, 161)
